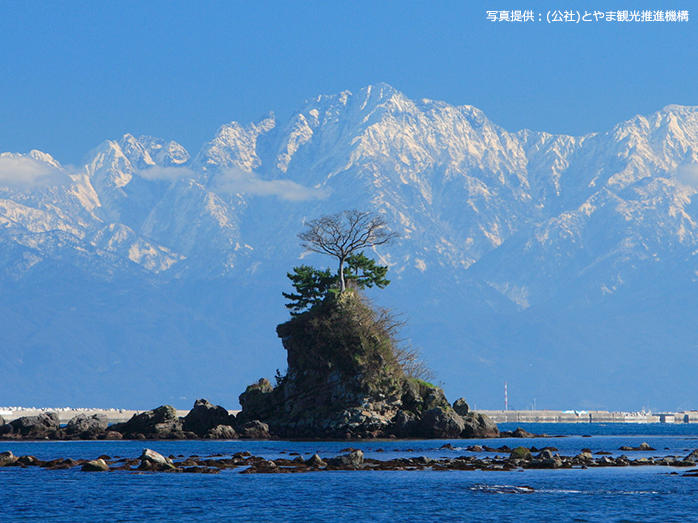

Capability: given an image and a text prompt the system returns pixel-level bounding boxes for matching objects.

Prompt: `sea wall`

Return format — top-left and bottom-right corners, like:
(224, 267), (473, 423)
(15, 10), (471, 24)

(480, 410), (698, 424)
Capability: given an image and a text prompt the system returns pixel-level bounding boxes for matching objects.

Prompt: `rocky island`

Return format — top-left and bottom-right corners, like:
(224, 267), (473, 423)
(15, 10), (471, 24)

(0, 290), (497, 441)
(0, 212), (498, 441)
(238, 290), (497, 439)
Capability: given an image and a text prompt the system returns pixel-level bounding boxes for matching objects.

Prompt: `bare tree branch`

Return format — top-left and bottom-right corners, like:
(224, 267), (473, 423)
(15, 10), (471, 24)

(298, 210), (399, 292)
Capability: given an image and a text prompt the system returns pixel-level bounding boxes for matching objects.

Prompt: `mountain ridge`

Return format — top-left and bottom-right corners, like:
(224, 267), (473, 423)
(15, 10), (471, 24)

(1, 84), (697, 411)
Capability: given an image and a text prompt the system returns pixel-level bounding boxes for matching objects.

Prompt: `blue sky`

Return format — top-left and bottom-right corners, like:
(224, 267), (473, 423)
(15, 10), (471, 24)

(1, 0), (695, 164)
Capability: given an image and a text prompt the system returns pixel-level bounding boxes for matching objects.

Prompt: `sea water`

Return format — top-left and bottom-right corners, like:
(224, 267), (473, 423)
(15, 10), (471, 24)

(3, 423), (698, 522)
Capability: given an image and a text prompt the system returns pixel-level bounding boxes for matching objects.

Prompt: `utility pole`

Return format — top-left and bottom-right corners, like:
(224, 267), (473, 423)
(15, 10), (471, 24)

(505, 381), (508, 411)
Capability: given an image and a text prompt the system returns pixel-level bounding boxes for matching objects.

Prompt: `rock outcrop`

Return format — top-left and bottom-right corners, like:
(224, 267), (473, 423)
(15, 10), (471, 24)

(66, 414), (109, 439)
(111, 406), (184, 439)
(182, 399), (235, 437)
(0, 450), (16, 466)
(205, 425), (238, 439)
(81, 458), (109, 472)
(237, 291), (498, 439)
(461, 412), (500, 438)
(139, 448), (176, 470)
(237, 420), (271, 439)
(8, 412), (60, 438)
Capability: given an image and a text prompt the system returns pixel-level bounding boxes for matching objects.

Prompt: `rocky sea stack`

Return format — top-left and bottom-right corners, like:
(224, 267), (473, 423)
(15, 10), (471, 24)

(238, 290), (498, 439)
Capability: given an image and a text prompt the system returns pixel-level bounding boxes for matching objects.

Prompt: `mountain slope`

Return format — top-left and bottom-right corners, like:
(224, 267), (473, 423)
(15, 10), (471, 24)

(1, 85), (697, 411)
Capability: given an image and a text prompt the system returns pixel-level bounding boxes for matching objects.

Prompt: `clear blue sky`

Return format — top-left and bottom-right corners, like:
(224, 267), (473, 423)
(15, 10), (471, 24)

(1, 0), (695, 165)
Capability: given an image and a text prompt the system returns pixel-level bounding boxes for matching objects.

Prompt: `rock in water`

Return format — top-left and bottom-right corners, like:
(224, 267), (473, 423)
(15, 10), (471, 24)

(418, 408), (465, 439)
(183, 399), (235, 437)
(139, 448), (175, 470)
(307, 454), (327, 467)
(236, 291), (497, 439)
(461, 412), (500, 438)
(81, 459), (109, 472)
(510, 447), (533, 461)
(111, 406), (183, 439)
(327, 450), (364, 468)
(0, 451), (17, 466)
(237, 420), (271, 439)
(511, 427), (536, 438)
(206, 425), (238, 439)
(66, 414), (109, 439)
(9, 413), (60, 438)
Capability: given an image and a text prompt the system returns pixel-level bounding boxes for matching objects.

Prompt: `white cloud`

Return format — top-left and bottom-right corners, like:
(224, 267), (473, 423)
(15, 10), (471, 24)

(0, 155), (71, 188)
(212, 167), (331, 201)
(675, 164), (698, 187)
(135, 165), (196, 181)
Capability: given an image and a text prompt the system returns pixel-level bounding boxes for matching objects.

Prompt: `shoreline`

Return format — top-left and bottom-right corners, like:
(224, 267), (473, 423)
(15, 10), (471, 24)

(0, 408), (241, 424)
(480, 410), (698, 424)
(4, 408), (696, 425)
(4, 407), (698, 425)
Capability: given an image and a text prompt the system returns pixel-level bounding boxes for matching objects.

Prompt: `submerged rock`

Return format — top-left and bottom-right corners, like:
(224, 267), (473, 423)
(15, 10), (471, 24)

(619, 442), (656, 451)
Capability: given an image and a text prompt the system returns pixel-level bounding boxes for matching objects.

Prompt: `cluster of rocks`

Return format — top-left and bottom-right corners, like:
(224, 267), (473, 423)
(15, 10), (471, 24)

(0, 291), (499, 441)
(0, 396), (498, 441)
(0, 400), (271, 441)
(238, 376), (499, 440)
(497, 444), (698, 471)
(0, 448), (243, 473)
(237, 292), (499, 439)
(241, 447), (698, 474)
(4, 445), (698, 476)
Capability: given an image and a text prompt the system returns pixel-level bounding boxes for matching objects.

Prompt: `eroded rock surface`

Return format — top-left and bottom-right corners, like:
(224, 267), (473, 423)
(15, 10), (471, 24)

(111, 406), (184, 439)
(183, 399), (235, 437)
(237, 291), (498, 439)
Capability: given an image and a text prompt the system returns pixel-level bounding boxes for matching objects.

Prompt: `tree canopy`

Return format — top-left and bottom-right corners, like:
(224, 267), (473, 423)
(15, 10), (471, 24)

(283, 252), (391, 315)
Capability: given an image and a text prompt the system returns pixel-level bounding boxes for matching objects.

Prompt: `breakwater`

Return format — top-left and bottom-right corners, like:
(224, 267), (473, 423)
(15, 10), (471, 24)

(0, 408), (191, 424)
(480, 410), (698, 423)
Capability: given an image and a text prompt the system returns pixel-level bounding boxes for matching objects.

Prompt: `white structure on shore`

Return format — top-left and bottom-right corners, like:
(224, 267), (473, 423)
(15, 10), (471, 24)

(480, 410), (698, 424)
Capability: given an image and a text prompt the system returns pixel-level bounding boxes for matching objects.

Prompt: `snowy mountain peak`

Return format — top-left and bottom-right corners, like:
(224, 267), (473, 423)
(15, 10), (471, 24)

(5, 86), (698, 409)
(193, 114), (276, 173)
(138, 136), (190, 166)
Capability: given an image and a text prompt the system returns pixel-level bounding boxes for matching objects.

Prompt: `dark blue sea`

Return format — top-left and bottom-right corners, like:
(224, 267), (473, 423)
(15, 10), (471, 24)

(4, 423), (698, 522)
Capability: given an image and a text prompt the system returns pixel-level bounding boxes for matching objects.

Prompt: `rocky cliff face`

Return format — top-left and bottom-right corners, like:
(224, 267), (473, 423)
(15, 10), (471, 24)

(238, 291), (498, 439)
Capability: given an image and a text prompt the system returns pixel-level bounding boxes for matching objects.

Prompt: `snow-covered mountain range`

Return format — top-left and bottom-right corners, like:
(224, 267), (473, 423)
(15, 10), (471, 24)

(2, 83), (698, 411)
